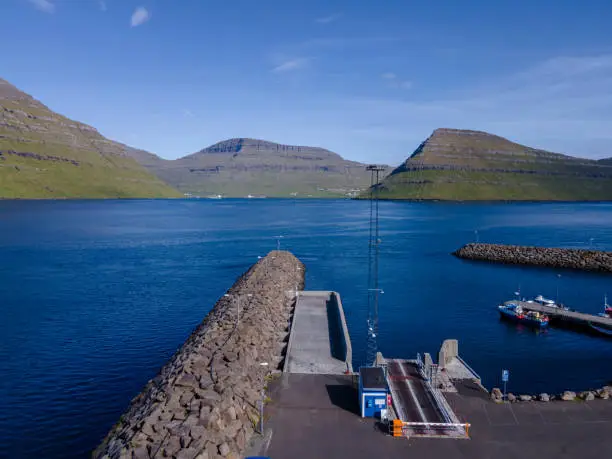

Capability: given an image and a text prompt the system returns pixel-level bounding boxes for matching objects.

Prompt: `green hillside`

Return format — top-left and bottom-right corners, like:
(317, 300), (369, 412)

(130, 138), (387, 198)
(370, 128), (612, 201)
(0, 78), (181, 199)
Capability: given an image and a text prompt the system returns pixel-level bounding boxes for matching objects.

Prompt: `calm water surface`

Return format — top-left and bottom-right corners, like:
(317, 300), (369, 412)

(1, 199), (611, 458)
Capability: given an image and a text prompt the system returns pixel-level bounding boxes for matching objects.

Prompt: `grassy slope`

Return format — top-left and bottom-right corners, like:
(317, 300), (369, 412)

(141, 138), (382, 198)
(372, 129), (612, 201)
(0, 80), (181, 199)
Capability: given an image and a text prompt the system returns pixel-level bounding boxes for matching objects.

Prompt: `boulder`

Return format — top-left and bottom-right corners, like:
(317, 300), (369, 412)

(519, 395), (533, 402)
(177, 373), (200, 389)
(218, 442), (230, 457)
(176, 447), (200, 459)
(507, 393), (516, 402)
(490, 388), (503, 402)
(538, 393), (550, 402)
(596, 389), (610, 400)
(561, 391), (576, 401)
(132, 447), (149, 459)
(580, 391), (595, 401)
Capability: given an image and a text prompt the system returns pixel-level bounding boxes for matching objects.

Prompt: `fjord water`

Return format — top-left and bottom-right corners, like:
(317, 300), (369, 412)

(1, 200), (611, 458)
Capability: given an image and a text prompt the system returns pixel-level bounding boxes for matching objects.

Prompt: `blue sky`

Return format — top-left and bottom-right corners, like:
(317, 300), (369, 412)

(2, 0), (612, 164)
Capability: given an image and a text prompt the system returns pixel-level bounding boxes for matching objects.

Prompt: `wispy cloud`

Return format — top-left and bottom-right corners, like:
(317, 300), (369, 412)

(315, 14), (342, 25)
(299, 36), (402, 51)
(339, 54), (612, 159)
(98, 0), (107, 12)
(130, 6), (151, 27)
(272, 58), (310, 73)
(381, 72), (411, 89)
(183, 109), (194, 118)
(28, 0), (55, 13)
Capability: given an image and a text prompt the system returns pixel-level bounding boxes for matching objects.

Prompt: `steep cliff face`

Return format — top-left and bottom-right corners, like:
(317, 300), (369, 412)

(136, 138), (385, 197)
(0, 78), (180, 198)
(374, 128), (612, 201)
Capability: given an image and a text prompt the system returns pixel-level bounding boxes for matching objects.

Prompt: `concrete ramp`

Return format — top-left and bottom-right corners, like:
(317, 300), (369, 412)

(284, 291), (353, 374)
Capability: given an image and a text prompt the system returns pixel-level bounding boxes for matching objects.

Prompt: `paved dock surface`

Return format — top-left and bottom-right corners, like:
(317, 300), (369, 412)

(284, 292), (348, 374)
(262, 373), (612, 459)
(387, 360), (445, 424)
(511, 300), (612, 327)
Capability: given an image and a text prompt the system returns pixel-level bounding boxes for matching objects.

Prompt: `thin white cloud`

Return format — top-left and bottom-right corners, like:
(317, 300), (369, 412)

(28, 0), (55, 13)
(382, 72), (411, 89)
(130, 6), (151, 27)
(272, 58), (310, 73)
(339, 54), (612, 159)
(98, 0), (107, 12)
(183, 109), (194, 118)
(315, 14), (342, 24)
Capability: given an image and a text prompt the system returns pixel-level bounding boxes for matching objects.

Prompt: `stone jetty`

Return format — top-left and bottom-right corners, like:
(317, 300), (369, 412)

(93, 251), (304, 459)
(453, 243), (612, 273)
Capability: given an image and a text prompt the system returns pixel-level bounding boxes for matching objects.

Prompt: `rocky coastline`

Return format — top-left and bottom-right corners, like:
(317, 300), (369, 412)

(93, 251), (304, 459)
(453, 243), (612, 273)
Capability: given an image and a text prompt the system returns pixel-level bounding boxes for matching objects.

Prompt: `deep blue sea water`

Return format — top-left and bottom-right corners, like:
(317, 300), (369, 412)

(1, 199), (611, 458)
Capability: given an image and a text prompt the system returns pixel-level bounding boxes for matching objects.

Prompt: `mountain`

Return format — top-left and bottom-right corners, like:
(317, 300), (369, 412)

(133, 138), (384, 197)
(371, 128), (612, 201)
(0, 78), (180, 198)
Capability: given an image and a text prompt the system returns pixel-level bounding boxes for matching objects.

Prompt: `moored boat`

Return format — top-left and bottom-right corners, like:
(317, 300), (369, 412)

(588, 322), (612, 337)
(498, 302), (550, 328)
(528, 294), (571, 311)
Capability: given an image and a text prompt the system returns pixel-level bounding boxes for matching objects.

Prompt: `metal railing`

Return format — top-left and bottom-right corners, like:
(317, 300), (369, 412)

(416, 359), (460, 425)
(456, 355), (481, 382)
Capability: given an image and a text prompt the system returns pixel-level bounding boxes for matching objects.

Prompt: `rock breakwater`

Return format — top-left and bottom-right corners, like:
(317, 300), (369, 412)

(453, 243), (612, 273)
(490, 385), (612, 403)
(94, 251), (304, 459)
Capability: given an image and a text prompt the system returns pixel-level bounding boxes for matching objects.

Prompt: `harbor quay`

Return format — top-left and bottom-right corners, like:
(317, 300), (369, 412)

(94, 252), (612, 459)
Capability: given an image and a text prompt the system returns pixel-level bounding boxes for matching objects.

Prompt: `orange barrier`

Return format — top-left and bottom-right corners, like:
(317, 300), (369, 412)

(391, 419), (403, 437)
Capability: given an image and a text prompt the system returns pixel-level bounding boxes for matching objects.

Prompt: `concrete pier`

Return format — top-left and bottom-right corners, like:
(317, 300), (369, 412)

(507, 300), (612, 331)
(284, 291), (353, 374)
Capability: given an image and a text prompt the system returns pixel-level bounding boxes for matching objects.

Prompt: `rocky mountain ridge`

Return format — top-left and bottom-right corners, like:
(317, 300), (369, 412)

(373, 128), (612, 201)
(133, 137), (383, 197)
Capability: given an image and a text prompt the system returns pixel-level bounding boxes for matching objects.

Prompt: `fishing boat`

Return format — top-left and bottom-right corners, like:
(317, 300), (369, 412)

(527, 295), (570, 311)
(534, 295), (556, 306)
(588, 322), (612, 337)
(498, 302), (550, 328)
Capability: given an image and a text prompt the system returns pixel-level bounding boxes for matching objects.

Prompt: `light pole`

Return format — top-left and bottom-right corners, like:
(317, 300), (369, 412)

(555, 274), (561, 304)
(223, 293), (253, 328)
(274, 235), (284, 251)
(475, 230), (479, 243)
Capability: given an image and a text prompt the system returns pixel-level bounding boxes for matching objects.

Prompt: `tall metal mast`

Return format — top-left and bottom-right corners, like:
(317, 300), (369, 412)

(366, 165), (385, 366)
